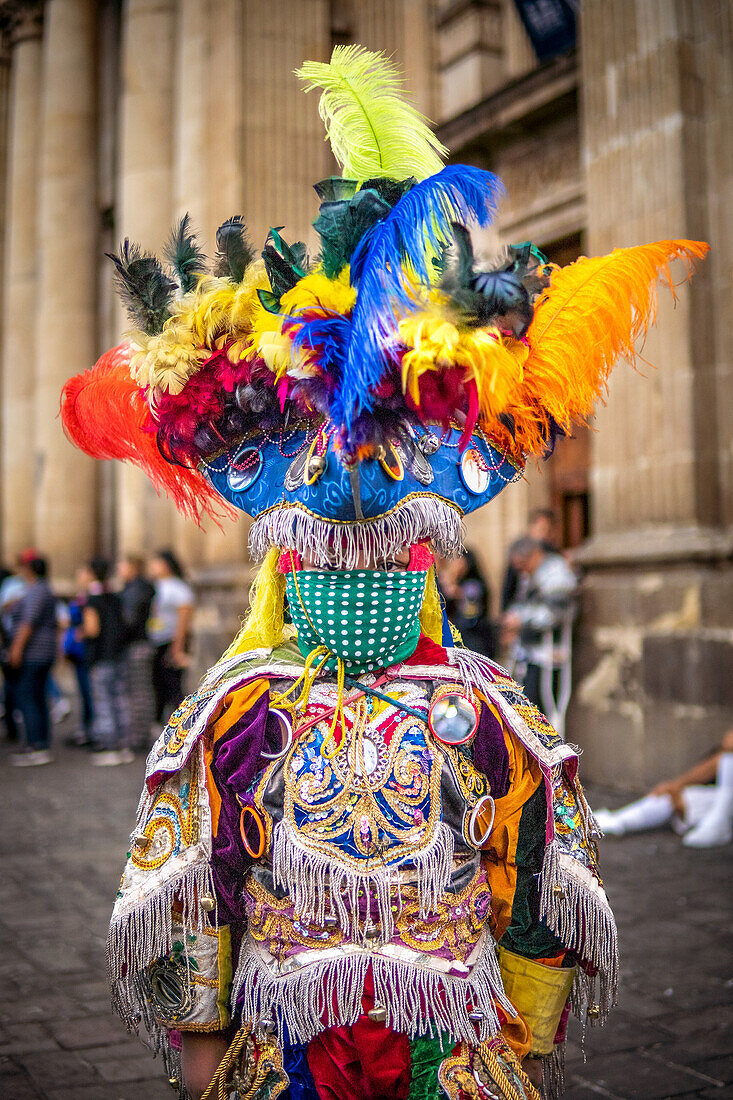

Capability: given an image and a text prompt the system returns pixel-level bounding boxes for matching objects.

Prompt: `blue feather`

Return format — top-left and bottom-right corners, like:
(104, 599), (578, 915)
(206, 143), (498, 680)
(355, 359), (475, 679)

(290, 314), (351, 366)
(337, 165), (504, 429)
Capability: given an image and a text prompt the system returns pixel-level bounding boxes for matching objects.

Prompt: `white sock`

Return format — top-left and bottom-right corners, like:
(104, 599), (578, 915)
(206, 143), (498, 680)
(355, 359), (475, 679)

(595, 793), (673, 836)
(683, 753), (733, 848)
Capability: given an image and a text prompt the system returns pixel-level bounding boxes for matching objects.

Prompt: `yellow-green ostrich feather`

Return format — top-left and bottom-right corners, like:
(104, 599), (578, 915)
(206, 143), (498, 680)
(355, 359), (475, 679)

(297, 45), (447, 183)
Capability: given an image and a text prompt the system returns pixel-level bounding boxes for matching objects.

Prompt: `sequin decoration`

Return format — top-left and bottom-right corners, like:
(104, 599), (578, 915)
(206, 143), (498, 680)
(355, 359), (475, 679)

(131, 756), (200, 870)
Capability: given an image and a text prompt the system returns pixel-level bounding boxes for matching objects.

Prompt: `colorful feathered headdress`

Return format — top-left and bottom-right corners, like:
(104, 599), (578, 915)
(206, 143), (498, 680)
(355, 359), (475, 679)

(61, 45), (708, 566)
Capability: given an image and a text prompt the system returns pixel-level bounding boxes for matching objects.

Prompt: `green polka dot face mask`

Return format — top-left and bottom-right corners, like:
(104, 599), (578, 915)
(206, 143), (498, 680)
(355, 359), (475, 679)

(286, 566), (427, 674)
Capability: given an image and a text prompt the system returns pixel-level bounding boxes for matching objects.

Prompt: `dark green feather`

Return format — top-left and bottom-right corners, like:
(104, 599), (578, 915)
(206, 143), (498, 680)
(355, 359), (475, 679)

(262, 227), (308, 299)
(314, 188), (391, 278)
(106, 239), (176, 335)
(214, 216), (255, 282)
(163, 213), (208, 294)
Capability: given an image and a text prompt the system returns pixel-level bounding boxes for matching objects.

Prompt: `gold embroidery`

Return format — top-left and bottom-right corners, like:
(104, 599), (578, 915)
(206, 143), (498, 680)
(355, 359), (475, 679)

(131, 755), (200, 870)
(280, 708), (443, 871)
(242, 863), (492, 963)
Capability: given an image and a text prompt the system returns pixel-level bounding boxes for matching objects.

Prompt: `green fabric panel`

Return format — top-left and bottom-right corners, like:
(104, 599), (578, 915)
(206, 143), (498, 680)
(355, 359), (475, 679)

(499, 782), (564, 960)
(407, 1033), (454, 1100)
(286, 567), (425, 675)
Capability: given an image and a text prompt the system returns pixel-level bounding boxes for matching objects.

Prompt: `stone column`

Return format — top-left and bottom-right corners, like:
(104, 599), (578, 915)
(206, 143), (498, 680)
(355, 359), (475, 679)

(1, 4), (43, 562)
(0, 25), (12, 554)
(169, 0), (210, 571)
(116, 0), (175, 556)
(571, 0), (733, 789)
(34, 0), (98, 578)
(198, 0), (246, 567)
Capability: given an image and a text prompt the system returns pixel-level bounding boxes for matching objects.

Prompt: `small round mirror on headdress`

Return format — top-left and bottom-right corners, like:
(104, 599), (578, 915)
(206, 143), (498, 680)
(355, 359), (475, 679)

(227, 445), (264, 492)
(428, 692), (479, 745)
(459, 448), (492, 495)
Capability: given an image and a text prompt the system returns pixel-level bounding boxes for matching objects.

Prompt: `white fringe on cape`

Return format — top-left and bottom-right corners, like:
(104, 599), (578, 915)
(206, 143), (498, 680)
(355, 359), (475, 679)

(106, 859), (216, 1024)
(271, 819), (455, 942)
(233, 936), (514, 1045)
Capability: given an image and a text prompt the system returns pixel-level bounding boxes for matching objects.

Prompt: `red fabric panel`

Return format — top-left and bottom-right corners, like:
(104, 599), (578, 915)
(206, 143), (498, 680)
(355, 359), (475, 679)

(307, 970), (411, 1100)
(405, 634), (449, 667)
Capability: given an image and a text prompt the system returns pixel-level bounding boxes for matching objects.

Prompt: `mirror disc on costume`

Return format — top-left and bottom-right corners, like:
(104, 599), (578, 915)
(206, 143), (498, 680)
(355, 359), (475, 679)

(144, 958), (192, 1022)
(227, 445), (263, 492)
(428, 692), (480, 745)
(459, 448), (492, 495)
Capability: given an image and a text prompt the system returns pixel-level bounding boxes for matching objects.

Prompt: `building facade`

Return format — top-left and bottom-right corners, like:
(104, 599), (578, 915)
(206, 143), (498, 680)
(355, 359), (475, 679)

(0, 0), (731, 786)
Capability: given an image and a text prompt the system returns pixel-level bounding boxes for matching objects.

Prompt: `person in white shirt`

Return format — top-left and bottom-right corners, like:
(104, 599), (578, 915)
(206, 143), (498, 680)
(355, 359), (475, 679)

(502, 536), (578, 709)
(147, 550), (195, 724)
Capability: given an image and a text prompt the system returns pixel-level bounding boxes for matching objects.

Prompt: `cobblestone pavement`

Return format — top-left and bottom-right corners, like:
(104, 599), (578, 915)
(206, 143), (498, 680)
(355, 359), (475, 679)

(1, 738), (731, 1100)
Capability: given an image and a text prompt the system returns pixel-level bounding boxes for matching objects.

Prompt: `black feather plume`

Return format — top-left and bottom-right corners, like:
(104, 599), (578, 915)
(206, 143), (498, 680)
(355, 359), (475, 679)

(106, 240), (176, 335)
(214, 216), (255, 282)
(439, 223), (480, 314)
(472, 269), (532, 331)
(163, 213), (208, 294)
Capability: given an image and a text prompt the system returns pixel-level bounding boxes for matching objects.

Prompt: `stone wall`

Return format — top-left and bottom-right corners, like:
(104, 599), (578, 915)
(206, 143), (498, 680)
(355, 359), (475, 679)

(572, 0), (733, 788)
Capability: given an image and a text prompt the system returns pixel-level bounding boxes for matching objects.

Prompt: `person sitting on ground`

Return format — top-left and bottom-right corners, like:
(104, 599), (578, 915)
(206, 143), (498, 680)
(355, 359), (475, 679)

(501, 537), (578, 710)
(77, 557), (133, 767)
(595, 729), (733, 849)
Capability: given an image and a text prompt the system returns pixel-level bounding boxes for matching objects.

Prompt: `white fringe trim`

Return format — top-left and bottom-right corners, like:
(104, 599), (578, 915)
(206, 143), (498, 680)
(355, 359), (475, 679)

(249, 498), (465, 567)
(233, 938), (512, 1045)
(540, 845), (618, 1021)
(271, 820), (455, 942)
(107, 860), (216, 1023)
(542, 1044), (565, 1100)
(447, 648), (577, 770)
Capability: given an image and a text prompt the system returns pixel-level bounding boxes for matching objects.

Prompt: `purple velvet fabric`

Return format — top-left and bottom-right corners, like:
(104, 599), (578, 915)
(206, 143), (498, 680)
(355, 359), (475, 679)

(209, 689), (273, 922)
(472, 701), (510, 798)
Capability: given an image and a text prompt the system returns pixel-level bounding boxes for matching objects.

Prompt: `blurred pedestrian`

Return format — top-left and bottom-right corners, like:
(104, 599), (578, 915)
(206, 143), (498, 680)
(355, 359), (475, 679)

(595, 729), (733, 848)
(118, 554), (156, 752)
(0, 563), (26, 742)
(147, 550), (194, 725)
(77, 558), (133, 766)
(61, 573), (95, 747)
(502, 536), (577, 711)
(501, 507), (559, 612)
(437, 548), (497, 658)
(9, 552), (57, 766)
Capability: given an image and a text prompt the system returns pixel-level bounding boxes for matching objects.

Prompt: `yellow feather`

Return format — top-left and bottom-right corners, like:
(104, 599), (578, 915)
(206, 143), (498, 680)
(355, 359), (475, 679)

(297, 45), (446, 182)
(515, 239), (710, 453)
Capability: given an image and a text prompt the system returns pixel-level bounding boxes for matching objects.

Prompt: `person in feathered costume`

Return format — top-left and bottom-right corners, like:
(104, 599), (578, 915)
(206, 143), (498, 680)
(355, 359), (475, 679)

(62, 46), (707, 1100)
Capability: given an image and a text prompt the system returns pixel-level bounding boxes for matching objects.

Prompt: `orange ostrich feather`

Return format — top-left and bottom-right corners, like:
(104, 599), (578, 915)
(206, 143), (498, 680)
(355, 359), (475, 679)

(495, 239), (710, 457)
(60, 344), (233, 525)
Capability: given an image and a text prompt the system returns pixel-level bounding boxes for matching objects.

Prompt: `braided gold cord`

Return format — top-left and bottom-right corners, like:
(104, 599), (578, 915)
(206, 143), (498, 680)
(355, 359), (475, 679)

(200, 1026), (252, 1100)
